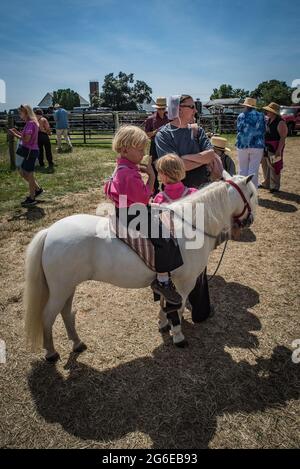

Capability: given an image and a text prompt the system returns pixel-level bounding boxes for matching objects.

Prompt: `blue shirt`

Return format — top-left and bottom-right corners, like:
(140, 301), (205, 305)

(54, 108), (69, 129)
(155, 124), (212, 158)
(155, 124), (212, 188)
(236, 109), (265, 149)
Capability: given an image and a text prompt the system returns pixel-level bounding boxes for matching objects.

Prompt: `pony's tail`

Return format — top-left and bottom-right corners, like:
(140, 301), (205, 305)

(24, 229), (49, 351)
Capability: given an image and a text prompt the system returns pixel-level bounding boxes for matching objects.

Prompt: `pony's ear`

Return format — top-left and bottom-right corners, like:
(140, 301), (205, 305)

(222, 169), (231, 180)
(246, 174), (254, 184)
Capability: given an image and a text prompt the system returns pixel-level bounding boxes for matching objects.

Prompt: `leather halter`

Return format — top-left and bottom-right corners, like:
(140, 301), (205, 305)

(226, 179), (252, 227)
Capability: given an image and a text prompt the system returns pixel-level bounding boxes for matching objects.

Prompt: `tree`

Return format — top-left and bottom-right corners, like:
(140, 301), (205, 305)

(233, 88), (250, 100)
(250, 80), (292, 106)
(100, 72), (152, 110)
(52, 89), (80, 110)
(210, 84), (249, 100)
(90, 94), (102, 108)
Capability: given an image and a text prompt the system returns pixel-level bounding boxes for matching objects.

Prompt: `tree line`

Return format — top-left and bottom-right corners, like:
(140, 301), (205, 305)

(52, 75), (295, 110)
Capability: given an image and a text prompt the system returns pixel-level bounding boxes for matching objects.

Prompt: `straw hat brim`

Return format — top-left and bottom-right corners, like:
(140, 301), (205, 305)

(214, 146), (231, 153)
(262, 106), (280, 116)
(152, 104), (167, 109)
(242, 103), (257, 109)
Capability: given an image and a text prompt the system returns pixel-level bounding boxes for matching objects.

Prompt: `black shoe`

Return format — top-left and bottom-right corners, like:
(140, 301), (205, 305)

(21, 197), (37, 207)
(35, 187), (44, 198)
(151, 279), (182, 305)
(270, 188), (279, 193)
(39, 162), (45, 167)
(258, 184), (268, 189)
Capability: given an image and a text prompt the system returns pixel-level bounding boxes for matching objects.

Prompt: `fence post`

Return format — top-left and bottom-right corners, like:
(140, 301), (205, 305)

(8, 114), (16, 170)
(83, 112), (86, 144)
(113, 111), (120, 131)
(218, 115), (222, 134)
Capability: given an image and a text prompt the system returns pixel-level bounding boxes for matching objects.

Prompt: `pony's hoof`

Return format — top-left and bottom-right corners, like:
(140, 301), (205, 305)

(159, 324), (171, 334)
(175, 339), (188, 348)
(45, 352), (60, 363)
(73, 342), (87, 354)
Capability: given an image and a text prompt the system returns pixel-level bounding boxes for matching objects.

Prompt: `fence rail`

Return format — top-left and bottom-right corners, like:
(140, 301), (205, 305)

(2, 110), (238, 168)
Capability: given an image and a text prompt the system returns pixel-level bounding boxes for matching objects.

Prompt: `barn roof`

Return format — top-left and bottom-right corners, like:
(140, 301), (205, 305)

(204, 98), (243, 107)
(37, 92), (89, 108)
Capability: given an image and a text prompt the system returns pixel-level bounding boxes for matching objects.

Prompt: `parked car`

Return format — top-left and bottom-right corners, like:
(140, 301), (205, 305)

(280, 106), (300, 136)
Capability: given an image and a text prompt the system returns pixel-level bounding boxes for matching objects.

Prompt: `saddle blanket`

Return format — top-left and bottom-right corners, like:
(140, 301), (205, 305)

(109, 211), (176, 272)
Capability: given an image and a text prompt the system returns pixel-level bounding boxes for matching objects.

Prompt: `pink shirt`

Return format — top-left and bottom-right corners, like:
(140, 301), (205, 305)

(21, 120), (39, 150)
(104, 158), (153, 207)
(153, 182), (198, 204)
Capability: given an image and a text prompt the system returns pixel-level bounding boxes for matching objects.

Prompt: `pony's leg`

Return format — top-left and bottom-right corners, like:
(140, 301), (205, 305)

(167, 309), (186, 347)
(42, 295), (66, 362)
(158, 297), (170, 333)
(61, 292), (87, 353)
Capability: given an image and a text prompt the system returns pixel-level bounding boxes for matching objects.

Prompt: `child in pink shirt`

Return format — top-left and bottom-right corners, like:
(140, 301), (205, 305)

(153, 153), (198, 205)
(104, 125), (183, 305)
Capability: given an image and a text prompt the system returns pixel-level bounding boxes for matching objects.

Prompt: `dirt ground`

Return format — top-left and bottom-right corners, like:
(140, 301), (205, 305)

(0, 139), (299, 449)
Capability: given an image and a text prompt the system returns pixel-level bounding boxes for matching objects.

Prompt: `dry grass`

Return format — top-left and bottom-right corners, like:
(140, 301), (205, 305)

(0, 138), (299, 449)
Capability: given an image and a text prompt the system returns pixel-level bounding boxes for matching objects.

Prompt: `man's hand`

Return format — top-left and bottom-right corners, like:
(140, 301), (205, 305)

(198, 149), (216, 164)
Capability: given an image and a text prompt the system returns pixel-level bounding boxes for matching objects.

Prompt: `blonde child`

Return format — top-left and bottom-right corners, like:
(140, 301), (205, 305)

(153, 153), (198, 204)
(104, 125), (183, 305)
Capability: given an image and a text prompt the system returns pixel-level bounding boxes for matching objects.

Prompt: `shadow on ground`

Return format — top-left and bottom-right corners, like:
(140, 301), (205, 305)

(258, 198), (297, 213)
(28, 278), (299, 448)
(8, 206), (46, 221)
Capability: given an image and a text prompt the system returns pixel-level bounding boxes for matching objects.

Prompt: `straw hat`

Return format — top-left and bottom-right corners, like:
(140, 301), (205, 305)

(152, 97), (167, 109)
(242, 97), (257, 109)
(211, 136), (231, 153)
(263, 102), (281, 116)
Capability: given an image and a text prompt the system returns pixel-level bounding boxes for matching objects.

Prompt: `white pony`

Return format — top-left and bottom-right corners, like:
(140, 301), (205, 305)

(24, 173), (257, 361)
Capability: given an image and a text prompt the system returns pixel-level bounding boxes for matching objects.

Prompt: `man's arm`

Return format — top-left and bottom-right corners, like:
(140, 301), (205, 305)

(144, 117), (156, 138)
(197, 127), (213, 151)
(236, 114), (244, 132)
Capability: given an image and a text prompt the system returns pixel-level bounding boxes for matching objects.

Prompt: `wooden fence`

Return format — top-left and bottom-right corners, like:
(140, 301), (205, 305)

(3, 110), (238, 168)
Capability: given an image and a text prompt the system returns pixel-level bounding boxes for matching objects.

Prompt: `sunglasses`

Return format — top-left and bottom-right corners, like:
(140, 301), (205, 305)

(180, 104), (195, 109)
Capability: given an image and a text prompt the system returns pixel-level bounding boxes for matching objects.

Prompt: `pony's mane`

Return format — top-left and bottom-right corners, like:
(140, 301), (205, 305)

(171, 181), (232, 236)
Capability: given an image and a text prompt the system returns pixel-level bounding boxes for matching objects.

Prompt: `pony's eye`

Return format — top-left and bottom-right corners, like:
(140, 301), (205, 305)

(250, 193), (253, 198)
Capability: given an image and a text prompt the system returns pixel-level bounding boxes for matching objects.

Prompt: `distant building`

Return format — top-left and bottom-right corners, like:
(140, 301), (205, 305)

(89, 81), (99, 96)
(204, 98), (244, 114)
(137, 98), (156, 113)
(37, 92), (90, 109)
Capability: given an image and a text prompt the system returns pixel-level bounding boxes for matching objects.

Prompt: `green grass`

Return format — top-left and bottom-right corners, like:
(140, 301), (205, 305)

(0, 143), (116, 215)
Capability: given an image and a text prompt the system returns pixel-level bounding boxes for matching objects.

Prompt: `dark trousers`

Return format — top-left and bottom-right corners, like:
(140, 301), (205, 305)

(188, 268), (211, 322)
(149, 139), (160, 195)
(38, 132), (53, 166)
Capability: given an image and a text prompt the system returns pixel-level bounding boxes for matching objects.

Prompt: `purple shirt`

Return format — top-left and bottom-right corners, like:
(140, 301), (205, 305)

(21, 120), (39, 150)
(144, 112), (169, 140)
(104, 158), (153, 207)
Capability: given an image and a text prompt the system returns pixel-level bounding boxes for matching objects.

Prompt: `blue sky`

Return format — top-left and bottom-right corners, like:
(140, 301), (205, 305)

(0, 0), (299, 110)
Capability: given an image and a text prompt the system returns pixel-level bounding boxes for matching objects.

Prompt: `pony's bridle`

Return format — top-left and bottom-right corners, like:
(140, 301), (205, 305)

(226, 180), (253, 228)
